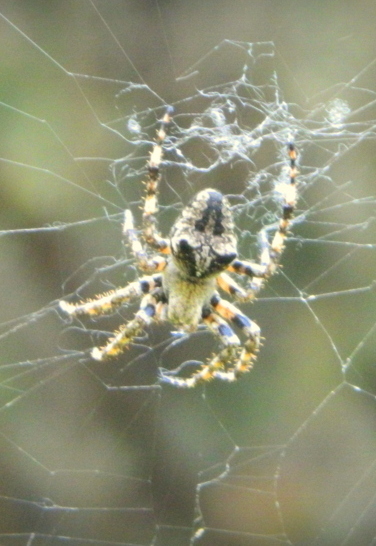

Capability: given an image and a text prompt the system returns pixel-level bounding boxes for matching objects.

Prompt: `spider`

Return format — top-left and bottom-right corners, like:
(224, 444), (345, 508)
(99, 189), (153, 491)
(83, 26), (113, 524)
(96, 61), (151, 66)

(59, 107), (298, 387)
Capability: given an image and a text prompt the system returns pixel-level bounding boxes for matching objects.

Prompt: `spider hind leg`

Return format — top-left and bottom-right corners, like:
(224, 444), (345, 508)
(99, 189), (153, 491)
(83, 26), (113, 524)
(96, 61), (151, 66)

(91, 292), (166, 361)
(160, 293), (261, 388)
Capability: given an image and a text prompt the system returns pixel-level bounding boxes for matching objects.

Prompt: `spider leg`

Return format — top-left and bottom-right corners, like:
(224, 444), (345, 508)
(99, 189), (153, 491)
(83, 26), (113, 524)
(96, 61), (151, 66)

(123, 108), (173, 272)
(91, 292), (165, 361)
(217, 271), (248, 300)
(209, 293), (261, 381)
(160, 308), (241, 388)
(59, 274), (162, 317)
(123, 209), (169, 273)
(160, 293), (260, 388)
(226, 256), (269, 300)
(271, 143), (298, 260)
(226, 143), (298, 300)
(142, 107), (173, 252)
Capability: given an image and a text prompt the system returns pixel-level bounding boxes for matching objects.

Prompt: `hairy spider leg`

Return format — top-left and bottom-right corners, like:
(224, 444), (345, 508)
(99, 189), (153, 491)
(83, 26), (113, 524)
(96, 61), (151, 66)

(216, 271), (248, 299)
(122, 108), (173, 272)
(59, 274), (161, 317)
(161, 292), (261, 387)
(123, 209), (169, 273)
(91, 292), (166, 361)
(269, 143), (298, 262)
(209, 293), (261, 381)
(160, 306), (241, 388)
(226, 143), (298, 300)
(142, 107), (174, 253)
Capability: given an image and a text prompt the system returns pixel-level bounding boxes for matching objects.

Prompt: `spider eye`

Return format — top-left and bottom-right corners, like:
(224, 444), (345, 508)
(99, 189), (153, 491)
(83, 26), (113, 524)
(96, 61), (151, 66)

(174, 238), (196, 264)
(178, 238), (192, 252)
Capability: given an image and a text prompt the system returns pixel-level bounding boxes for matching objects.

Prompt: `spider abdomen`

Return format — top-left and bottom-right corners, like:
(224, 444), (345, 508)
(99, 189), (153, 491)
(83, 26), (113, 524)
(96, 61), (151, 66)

(163, 260), (216, 331)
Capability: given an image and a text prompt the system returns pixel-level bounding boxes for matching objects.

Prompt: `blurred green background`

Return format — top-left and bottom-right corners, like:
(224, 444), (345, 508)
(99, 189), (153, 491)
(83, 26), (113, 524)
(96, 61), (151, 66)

(0, 1), (376, 545)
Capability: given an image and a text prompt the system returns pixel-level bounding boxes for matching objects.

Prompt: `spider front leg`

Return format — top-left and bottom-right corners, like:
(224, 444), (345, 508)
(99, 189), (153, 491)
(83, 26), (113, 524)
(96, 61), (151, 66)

(142, 107), (173, 253)
(123, 209), (169, 273)
(271, 143), (299, 261)
(227, 143), (298, 300)
(123, 108), (173, 272)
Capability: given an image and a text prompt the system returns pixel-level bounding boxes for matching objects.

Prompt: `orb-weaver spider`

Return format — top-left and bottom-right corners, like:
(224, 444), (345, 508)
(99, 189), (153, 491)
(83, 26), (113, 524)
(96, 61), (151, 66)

(60, 108), (298, 387)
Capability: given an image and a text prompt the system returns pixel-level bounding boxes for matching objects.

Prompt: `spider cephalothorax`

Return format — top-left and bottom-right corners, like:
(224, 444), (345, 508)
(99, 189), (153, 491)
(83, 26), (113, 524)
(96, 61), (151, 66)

(60, 109), (298, 387)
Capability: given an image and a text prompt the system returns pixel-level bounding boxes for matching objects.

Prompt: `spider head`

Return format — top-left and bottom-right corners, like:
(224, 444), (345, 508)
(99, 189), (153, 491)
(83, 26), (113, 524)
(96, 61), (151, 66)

(170, 189), (237, 279)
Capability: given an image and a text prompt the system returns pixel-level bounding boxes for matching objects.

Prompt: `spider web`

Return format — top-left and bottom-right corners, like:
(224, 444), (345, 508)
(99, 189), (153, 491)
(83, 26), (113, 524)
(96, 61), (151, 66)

(1, 2), (376, 545)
